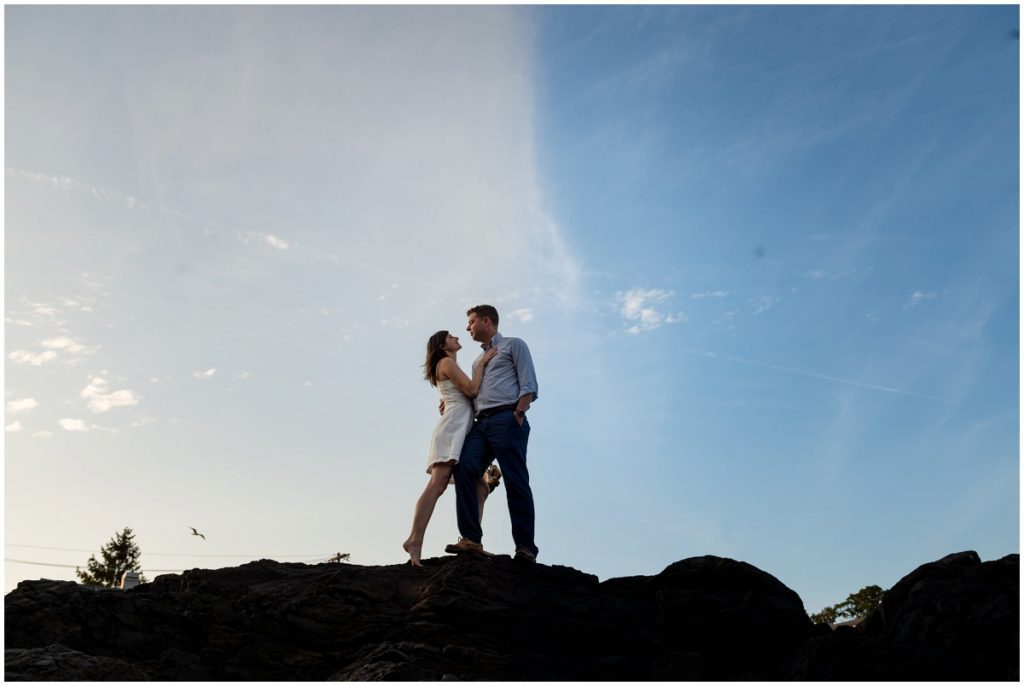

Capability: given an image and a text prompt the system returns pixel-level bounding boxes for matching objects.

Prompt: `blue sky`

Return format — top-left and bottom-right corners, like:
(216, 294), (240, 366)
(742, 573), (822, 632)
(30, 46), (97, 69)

(4, 5), (1018, 615)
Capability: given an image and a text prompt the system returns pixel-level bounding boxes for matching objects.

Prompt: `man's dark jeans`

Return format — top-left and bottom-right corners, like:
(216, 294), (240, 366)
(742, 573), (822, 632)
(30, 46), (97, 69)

(454, 409), (538, 557)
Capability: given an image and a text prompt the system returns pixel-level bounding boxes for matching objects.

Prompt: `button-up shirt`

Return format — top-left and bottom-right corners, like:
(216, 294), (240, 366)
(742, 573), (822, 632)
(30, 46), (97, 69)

(471, 332), (538, 413)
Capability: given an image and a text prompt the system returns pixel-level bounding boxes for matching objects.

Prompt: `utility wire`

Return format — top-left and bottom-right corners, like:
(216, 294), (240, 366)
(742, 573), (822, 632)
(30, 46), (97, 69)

(6, 559), (82, 569)
(6, 559), (185, 573)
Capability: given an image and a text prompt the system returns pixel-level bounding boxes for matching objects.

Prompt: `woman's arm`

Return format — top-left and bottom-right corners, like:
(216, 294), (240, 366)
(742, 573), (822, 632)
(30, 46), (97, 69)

(437, 348), (497, 398)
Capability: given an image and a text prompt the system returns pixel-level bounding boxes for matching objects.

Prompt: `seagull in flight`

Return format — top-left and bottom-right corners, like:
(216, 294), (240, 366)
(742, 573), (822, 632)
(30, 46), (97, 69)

(189, 527), (206, 540)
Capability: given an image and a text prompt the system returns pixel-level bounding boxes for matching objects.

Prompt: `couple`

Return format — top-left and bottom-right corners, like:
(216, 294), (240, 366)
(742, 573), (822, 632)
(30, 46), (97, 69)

(403, 304), (539, 566)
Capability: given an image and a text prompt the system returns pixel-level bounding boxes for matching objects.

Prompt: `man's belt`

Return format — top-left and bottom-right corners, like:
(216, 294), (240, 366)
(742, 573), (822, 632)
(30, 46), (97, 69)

(475, 404), (517, 421)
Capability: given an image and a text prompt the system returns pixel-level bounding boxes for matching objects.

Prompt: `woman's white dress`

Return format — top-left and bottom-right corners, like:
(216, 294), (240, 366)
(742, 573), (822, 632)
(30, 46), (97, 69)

(426, 379), (473, 473)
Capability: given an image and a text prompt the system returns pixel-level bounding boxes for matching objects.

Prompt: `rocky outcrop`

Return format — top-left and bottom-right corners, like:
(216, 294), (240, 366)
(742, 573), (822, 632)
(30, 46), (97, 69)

(5, 551), (1018, 680)
(783, 551), (1019, 680)
(4, 645), (149, 681)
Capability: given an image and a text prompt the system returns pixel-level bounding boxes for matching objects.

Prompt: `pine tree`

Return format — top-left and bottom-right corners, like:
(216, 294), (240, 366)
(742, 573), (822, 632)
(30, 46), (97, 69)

(76, 527), (148, 587)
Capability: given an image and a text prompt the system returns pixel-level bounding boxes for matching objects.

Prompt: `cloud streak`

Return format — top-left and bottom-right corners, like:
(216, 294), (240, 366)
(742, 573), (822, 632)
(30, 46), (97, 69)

(6, 167), (148, 212)
(8, 350), (58, 366)
(41, 336), (90, 354)
(691, 290), (730, 300)
(749, 295), (781, 314)
(906, 290), (937, 309)
(691, 349), (960, 405)
(236, 230), (290, 251)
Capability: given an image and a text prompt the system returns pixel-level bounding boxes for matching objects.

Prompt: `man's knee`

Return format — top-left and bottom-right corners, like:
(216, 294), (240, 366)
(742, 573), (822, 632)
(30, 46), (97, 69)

(504, 480), (533, 501)
(459, 448), (490, 477)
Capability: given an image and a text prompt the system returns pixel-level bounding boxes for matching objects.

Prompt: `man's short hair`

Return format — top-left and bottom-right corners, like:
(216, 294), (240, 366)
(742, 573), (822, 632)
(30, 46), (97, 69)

(467, 304), (499, 326)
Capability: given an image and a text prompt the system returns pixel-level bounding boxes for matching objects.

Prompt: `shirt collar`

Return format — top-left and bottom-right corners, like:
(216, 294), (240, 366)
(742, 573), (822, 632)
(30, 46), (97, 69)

(482, 332), (504, 351)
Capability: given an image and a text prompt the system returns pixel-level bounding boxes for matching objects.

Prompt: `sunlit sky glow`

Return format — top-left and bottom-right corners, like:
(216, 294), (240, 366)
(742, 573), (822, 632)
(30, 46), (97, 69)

(4, 4), (1019, 615)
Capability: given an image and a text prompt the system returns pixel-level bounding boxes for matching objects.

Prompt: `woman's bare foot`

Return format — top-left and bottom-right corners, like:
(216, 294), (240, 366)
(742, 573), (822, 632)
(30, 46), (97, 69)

(403, 538), (423, 566)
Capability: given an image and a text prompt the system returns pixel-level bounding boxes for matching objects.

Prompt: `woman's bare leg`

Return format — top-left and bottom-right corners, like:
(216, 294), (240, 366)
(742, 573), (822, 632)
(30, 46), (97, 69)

(403, 461), (454, 566)
(477, 477), (490, 524)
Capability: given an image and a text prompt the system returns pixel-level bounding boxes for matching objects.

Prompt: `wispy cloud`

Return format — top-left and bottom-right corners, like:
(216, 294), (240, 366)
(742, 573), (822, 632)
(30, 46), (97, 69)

(749, 295), (781, 314)
(6, 167), (147, 211)
(31, 303), (60, 318)
(583, 43), (698, 100)
(905, 290), (937, 309)
(805, 267), (869, 281)
(236, 230), (290, 251)
(58, 418), (89, 432)
(691, 349), (960, 405)
(691, 290), (730, 300)
(193, 369), (217, 379)
(265, 234), (289, 250)
(80, 377), (141, 413)
(8, 350), (58, 366)
(56, 297), (94, 312)
(6, 168), (74, 191)
(6, 290), (104, 330)
(616, 288), (687, 334)
(41, 336), (89, 354)
(6, 422), (24, 433)
(8, 334), (96, 367)
(57, 418), (115, 433)
(63, 6), (581, 334)
(6, 398), (39, 413)
(509, 308), (534, 323)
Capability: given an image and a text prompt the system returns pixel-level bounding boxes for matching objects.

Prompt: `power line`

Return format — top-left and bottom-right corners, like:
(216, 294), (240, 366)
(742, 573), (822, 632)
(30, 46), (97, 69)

(6, 559), (80, 569)
(5, 559), (185, 573)
(5, 544), (96, 553)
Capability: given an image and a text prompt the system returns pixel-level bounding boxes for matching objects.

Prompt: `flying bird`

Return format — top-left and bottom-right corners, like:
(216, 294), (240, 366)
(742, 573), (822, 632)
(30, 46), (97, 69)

(189, 527), (206, 540)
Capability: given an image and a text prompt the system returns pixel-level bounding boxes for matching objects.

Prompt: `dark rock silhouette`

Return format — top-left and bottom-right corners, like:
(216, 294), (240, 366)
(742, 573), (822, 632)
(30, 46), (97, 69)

(4, 551), (1018, 680)
(783, 551), (1019, 680)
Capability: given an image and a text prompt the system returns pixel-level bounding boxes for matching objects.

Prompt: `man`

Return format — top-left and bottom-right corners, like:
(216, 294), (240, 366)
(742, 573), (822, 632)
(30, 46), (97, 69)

(445, 304), (539, 562)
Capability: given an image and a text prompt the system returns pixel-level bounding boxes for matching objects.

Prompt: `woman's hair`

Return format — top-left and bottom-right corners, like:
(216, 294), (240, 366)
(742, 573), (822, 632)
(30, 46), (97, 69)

(423, 330), (449, 386)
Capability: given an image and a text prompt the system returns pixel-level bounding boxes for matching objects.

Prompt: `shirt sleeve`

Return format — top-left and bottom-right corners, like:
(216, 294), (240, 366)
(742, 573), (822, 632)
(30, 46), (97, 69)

(508, 338), (538, 401)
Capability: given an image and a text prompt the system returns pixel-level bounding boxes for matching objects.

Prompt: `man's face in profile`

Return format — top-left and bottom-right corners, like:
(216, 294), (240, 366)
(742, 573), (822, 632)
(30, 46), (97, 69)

(467, 313), (490, 342)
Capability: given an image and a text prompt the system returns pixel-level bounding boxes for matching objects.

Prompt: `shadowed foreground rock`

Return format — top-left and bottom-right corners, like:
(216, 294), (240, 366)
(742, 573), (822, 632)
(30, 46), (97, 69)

(5, 551), (1017, 680)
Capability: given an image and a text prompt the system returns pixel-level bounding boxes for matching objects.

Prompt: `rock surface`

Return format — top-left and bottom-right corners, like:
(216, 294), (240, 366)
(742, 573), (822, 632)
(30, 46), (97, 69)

(5, 551), (1018, 680)
(783, 551), (1019, 681)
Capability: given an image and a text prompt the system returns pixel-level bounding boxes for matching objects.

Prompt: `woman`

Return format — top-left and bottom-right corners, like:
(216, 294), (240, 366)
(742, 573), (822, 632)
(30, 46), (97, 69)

(403, 330), (499, 566)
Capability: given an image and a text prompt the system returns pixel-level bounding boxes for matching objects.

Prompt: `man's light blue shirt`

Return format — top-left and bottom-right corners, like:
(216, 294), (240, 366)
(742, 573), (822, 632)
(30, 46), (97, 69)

(471, 332), (538, 412)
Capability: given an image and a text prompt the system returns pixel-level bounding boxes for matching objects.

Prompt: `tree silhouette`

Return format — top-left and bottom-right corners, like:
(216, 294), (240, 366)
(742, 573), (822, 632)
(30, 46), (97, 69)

(809, 604), (839, 625)
(810, 584), (885, 625)
(76, 527), (148, 588)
